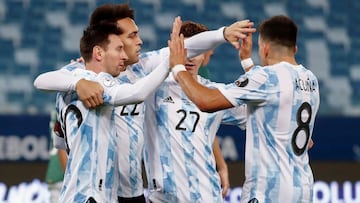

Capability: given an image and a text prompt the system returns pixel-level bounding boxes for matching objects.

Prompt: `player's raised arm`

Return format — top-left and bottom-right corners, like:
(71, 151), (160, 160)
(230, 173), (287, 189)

(224, 20), (255, 49)
(104, 16), (184, 106)
(169, 29), (234, 112)
(184, 19), (255, 58)
(239, 31), (255, 72)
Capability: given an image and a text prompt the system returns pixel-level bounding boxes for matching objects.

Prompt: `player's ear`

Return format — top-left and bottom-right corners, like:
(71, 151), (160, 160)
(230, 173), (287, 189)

(93, 45), (103, 61)
(264, 43), (270, 58)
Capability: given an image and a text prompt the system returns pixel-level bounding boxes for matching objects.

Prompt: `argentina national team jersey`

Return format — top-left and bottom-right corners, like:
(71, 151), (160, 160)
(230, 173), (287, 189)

(56, 48), (169, 199)
(56, 70), (119, 203)
(143, 75), (246, 203)
(112, 48), (169, 198)
(218, 62), (320, 203)
(114, 70), (146, 198)
(58, 60), (152, 198)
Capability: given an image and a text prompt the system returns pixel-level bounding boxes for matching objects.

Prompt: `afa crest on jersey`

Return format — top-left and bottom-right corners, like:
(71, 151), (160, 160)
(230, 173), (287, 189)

(235, 75), (249, 87)
(101, 75), (115, 87)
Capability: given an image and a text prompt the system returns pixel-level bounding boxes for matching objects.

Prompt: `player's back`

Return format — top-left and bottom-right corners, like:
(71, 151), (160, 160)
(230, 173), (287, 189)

(241, 62), (319, 203)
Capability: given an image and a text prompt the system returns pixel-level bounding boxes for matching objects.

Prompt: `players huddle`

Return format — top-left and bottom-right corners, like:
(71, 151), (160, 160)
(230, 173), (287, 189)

(34, 3), (319, 203)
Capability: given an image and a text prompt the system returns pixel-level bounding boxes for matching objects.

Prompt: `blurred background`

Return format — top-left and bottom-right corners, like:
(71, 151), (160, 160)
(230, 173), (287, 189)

(0, 0), (359, 202)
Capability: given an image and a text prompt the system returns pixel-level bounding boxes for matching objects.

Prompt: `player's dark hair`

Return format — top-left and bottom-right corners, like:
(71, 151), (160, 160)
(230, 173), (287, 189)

(80, 23), (123, 62)
(180, 21), (209, 37)
(258, 15), (297, 48)
(89, 3), (135, 25)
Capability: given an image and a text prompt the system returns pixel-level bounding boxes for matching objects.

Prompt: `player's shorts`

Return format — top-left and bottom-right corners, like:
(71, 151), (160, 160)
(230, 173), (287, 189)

(118, 194), (146, 203)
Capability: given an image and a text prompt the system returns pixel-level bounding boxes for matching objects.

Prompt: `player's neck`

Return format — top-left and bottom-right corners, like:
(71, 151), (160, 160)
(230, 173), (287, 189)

(192, 74), (198, 81)
(267, 55), (297, 66)
(85, 63), (102, 74)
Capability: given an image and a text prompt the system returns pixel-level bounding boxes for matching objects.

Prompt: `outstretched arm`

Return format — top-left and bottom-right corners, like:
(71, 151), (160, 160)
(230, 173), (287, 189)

(168, 23), (233, 112)
(104, 61), (169, 106)
(175, 72), (233, 112)
(34, 67), (82, 92)
(104, 16), (184, 106)
(185, 19), (256, 58)
(34, 63), (104, 108)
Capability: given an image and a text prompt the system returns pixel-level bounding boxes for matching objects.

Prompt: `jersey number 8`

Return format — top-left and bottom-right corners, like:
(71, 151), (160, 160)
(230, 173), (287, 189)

(291, 102), (312, 156)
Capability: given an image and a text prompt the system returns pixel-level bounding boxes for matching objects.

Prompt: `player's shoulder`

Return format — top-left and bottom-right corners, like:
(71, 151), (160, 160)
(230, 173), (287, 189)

(300, 64), (318, 78)
(61, 61), (85, 71)
(139, 49), (160, 59)
(199, 76), (225, 89)
(96, 72), (117, 88)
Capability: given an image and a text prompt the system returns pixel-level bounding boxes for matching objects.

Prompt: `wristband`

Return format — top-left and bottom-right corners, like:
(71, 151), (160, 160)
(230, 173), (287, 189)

(223, 26), (228, 41)
(241, 58), (254, 71)
(172, 64), (187, 77)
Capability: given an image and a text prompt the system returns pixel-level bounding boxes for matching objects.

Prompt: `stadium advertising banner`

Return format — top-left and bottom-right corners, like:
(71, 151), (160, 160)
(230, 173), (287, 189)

(0, 179), (359, 203)
(0, 115), (50, 162)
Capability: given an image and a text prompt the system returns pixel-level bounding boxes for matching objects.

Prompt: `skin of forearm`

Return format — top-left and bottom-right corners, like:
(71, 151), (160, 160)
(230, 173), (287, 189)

(213, 137), (227, 170)
(175, 71), (233, 112)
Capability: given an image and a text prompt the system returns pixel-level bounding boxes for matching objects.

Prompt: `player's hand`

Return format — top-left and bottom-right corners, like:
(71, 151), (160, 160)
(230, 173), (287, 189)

(171, 16), (182, 40)
(70, 57), (85, 63)
(75, 79), (104, 108)
(308, 138), (314, 149)
(218, 164), (230, 198)
(239, 31), (253, 60)
(224, 20), (256, 50)
(168, 16), (187, 68)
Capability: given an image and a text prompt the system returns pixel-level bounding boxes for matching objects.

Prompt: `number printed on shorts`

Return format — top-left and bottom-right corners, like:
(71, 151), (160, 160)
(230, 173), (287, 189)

(175, 109), (200, 132)
(291, 102), (312, 156)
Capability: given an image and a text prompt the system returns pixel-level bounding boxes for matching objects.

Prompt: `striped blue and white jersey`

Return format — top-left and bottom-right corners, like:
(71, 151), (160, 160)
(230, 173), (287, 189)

(113, 102), (145, 198)
(114, 47), (169, 197)
(113, 72), (146, 198)
(33, 28), (228, 200)
(143, 75), (246, 203)
(56, 70), (120, 203)
(218, 62), (320, 203)
(55, 51), (168, 198)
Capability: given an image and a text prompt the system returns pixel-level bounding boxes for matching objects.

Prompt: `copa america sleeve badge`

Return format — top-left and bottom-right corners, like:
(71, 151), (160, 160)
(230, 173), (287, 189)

(234, 75), (249, 87)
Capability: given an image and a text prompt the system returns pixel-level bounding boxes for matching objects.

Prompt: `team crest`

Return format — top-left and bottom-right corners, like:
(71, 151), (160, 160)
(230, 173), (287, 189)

(234, 75), (249, 87)
(102, 76), (115, 87)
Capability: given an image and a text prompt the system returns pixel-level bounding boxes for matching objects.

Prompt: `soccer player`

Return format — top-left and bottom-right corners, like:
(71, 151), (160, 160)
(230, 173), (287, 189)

(143, 20), (247, 202)
(45, 110), (67, 203)
(33, 4), (255, 202)
(56, 22), (171, 202)
(169, 15), (320, 203)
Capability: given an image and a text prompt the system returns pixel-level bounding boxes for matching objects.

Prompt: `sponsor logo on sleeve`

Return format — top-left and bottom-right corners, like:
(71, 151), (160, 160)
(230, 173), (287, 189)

(234, 76), (249, 87)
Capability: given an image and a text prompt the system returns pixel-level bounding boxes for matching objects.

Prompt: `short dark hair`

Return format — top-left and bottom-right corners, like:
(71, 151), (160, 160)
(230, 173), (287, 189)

(80, 23), (123, 62)
(89, 3), (135, 26)
(258, 15), (297, 48)
(180, 21), (209, 38)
